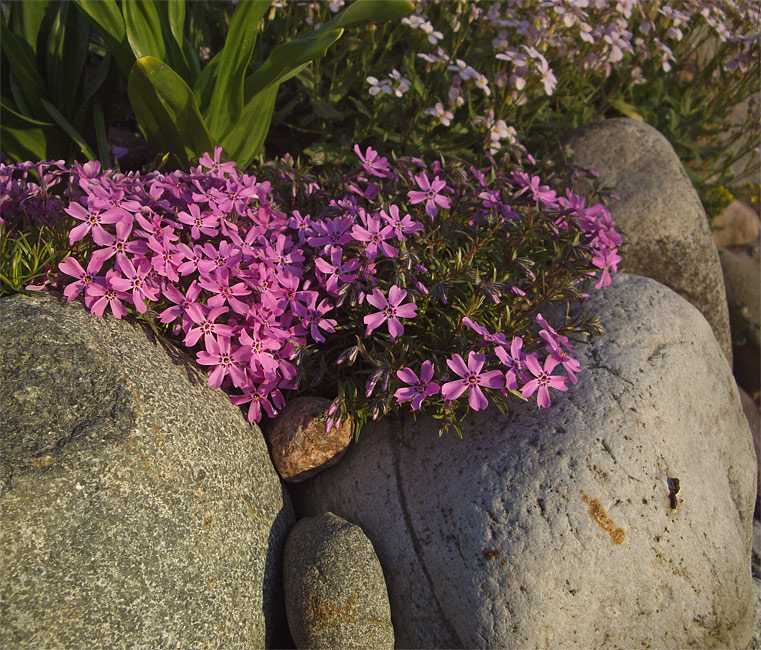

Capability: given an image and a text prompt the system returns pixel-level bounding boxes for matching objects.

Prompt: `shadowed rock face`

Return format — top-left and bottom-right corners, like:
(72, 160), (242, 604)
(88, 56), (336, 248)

(0, 292), (295, 649)
(565, 117), (733, 366)
(290, 273), (755, 650)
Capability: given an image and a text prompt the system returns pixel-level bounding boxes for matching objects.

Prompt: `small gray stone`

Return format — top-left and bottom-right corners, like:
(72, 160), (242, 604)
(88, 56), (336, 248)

(0, 292), (295, 648)
(283, 512), (394, 649)
(566, 117), (733, 364)
(291, 273), (755, 649)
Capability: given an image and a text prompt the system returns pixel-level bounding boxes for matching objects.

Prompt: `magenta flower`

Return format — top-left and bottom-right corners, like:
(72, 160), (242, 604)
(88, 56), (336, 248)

(196, 335), (251, 388)
(183, 304), (235, 348)
(314, 248), (360, 295)
(495, 336), (533, 390)
(380, 204), (423, 241)
(520, 355), (568, 408)
(177, 203), (219, 240)
(91, 218), (149, 272)
(593, 249), (621, 289)
(354, 144), (392, 178)
(351, 211), (397, 259)
(363, 286), (417, 339)
(541, 332), (581, 385)
(407, 173), (452, 217)
(65, 203), (126, 244)
(159, 280), (202, 326)
(293, 292), (337, 344)
(86, 270), (131, 318)
(229, 378), (279, 423)
(462, 316), (509, 347)
(441, 351), (504, 411)
(511, 172), (558, 207)
(395, 360), (440, 410)
(198, 267), (251, 315)
(108, 256), (159, 313)
(59, 255), (105, 301)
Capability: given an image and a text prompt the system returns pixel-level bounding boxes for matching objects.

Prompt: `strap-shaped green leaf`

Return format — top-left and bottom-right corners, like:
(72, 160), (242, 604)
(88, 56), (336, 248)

(193, 50), (222, 113)
(73, 0), (133, 78)
(328, 0), (414, 30)
(40, 97), (97, 160)
(128, 56), (218, 168)
(154, 0), (196, 84)
(244, 28), (344, 100)
(221, 83), (278, 168)
(1, 100), (59, 162)
(73, 52), (113, 131)
(12, 0), (50, 55)
(205, 0), (271, 138)
(46, 2), (91, 117)
(0, 16), (46, 117)
(123, 0), (166, 61)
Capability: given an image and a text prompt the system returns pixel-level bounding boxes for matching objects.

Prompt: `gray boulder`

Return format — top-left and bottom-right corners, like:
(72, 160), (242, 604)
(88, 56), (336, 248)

(290, 273), (756, 649)
(284, 512), (394, 649)
(566, 117), (733, 364)
(0, 292), (295, 648)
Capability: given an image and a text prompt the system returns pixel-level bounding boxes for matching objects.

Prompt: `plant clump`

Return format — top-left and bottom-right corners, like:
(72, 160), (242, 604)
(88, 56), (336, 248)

(1, 145), (620, 437)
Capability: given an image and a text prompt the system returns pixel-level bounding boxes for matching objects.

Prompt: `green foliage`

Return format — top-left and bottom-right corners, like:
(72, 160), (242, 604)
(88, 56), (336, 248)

(73, 0), (413, 169)
(0, 0), (113, 165)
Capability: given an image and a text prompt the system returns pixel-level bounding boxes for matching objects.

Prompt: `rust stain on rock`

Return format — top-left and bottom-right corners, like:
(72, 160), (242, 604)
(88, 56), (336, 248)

(580, 490), (625, 545)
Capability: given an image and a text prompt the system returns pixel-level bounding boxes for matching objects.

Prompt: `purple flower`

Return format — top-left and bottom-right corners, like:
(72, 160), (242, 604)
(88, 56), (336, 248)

(462, 316), (509, 347)
(593, 249), (621, 289)
(441, 351), (504, 411)
(351, 211), (397, 259)
(293, 292), (337, 344)
(229, 378), (280, 423)
(380, 204), (423, 241)
(520, 355), (568, 408)
(107, 256), (159, 313)
(183, 304), (235, 348)
(511, 172), (558, 207)
(495, 336), (532, 390)
(196, 335), (251, 388)
(177, 203), (219, 239)
(395, 360), (440, 410)
(59, 255), (104, 301)
(363, 286), (417, 339)
(541, 332), (581, 385)
(85, 270), (131, 318)
(65, 203), (126, 244)
(407, 173), (452, 218)
(354, 144), (392, 178)
(314, 248), (360, 295)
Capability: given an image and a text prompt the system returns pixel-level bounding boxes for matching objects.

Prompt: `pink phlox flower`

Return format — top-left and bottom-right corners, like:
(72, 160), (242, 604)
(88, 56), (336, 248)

(87, 183), (143, 213)
(214, 178), (258, 214)
(541, 332), (581, 385)
(65, 202), (126, 244)
(238, 324), (281, 378)
(593, 249), (621, 289)
(354, 145), (393, 178)
(407, 173), (452, 218)
(107, 256), (159, 313)
(441, 351), (504, 411)
(380, 204), (422, 241)
(175, 242), (206, 276)
(363, 285), (417, 340)
(229, 378), (280, 423)
(90, 218), (148, 271)
(495, 336), (533, 390)
(264, 233), (304, 274)
(348, 180), (381, 201)
(134, 210), (179, 242)
(59, 255), (105, 301)
(198, 239), (242, 274)
(288, 210), (315, 243)
(199, 267), (251, 315)
(307, 216), (354, 253)
(395, 360), (440, 410)
(351, 211), (397, 259)
(177, 203), (219, 240)
(511, 172), (558, 207)
(159, 280), (202, 325)
(86, 269), (131, 318)
(228, 223), (266, 262)
(198, 147), (237, 176)
(520, 354), (568, 408)
(462, 316), (510, 348)
(292, 291), (337, 344)
(314, 248), (360, 295)
(196, 334), (250, 388)
(268, 340), (298, 386)
(146, 231), (183, 283)
(183, 303), (235, 348)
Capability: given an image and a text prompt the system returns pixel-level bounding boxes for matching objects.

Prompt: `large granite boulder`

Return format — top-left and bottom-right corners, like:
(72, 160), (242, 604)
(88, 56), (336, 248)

(566, 117), (733, 364)
(290, 273), (756, 649)
(284, 512), (394, 649)
(0, 292), (295, 648)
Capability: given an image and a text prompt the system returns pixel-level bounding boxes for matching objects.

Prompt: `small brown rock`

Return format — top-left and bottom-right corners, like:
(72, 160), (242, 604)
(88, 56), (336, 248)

(713, 200), (761, 248)
(266, 397), (353, 482)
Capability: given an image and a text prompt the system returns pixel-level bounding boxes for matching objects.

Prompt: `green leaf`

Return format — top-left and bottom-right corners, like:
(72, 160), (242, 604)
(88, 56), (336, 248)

(221, 83), (278, 168)
(609, 98), (644, 121)
(128, 56), (218, 168)
(155, 0), (196, 84)
(92, 101), (110, 167)
(205, 0), (271, 138)
(40, 97), (97, 160)
(73, 0), (133, 78)
(245, 29), (344, 99)
(123, 0), (166, 61)
(46, 2), (91, 117)
(13, 0), (50, 55)
(193, 51), (222, 114)
(73, 52), (113, 131)
(0, 100), (59, 162)
(329, 0), (414, 29)
(0, 15), (46, 116)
